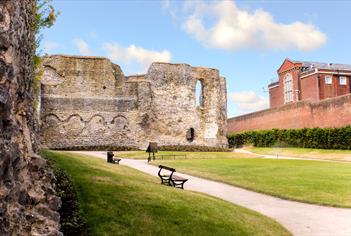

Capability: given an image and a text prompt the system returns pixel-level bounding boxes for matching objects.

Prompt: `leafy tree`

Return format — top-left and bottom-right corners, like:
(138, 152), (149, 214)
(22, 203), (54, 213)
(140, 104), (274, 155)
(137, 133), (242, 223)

(33, 0), (59, 113)
(34, 0), (59, 53)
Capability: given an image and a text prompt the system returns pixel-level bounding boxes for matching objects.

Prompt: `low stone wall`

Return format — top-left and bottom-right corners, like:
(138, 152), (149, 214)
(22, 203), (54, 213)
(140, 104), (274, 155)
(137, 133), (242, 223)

(228, 94), (351, 133)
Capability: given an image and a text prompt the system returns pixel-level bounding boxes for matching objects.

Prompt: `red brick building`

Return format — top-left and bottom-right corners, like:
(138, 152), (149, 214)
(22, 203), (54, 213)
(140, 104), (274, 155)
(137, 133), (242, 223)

(269, 59), (351, 108)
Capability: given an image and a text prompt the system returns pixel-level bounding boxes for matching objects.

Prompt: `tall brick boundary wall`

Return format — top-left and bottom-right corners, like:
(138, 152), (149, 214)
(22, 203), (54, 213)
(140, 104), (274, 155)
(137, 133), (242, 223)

(228, 94), (351, 133)
(0, 1), (61, 235)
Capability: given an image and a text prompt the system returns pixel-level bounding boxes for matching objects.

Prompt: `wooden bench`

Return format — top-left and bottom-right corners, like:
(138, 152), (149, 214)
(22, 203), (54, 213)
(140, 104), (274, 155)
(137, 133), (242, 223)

(107, 151), (121, 164)
(111, 158), (121, 164)
(158, 165), (188, 189)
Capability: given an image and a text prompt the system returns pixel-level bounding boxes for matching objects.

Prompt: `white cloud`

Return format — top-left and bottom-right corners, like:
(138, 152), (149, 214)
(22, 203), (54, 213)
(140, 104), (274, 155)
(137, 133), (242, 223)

(161, 0), (179, 22)
(73, 38), (92, 55)
(42, 41), (61, 53)
(103, 43), (172, 73)
(229, 91), (268, 115)
(161, 0), (171, 12)
(181, 0), (327, 51)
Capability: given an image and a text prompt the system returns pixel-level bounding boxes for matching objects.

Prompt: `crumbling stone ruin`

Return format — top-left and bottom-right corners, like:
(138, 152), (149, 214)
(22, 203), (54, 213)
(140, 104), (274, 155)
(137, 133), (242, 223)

(0, 1), (61, 235)
(40, 55), (228, 149)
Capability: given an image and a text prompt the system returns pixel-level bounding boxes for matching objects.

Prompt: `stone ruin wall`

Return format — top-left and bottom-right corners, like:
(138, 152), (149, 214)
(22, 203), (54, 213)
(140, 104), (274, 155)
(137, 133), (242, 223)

(0, 1), (61, 235)
(40, 55), (151, 149)
(40, 55), (228, 149)
(145, 63), (228, 147)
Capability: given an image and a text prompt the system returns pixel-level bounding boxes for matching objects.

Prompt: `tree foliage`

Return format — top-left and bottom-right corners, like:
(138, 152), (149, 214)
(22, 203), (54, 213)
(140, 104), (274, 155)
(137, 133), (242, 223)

(33, 0), (59, 113)
(34, 0), (59, 52)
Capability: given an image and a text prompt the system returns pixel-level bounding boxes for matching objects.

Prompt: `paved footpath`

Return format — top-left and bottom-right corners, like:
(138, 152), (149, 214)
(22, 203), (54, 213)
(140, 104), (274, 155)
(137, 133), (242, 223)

(234, 148), (351, 163)
(74, 151), (351, 236)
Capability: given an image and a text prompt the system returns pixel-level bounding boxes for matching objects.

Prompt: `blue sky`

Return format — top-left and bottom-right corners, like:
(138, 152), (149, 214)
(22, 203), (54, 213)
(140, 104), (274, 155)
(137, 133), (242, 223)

(40, 0), (351, 118)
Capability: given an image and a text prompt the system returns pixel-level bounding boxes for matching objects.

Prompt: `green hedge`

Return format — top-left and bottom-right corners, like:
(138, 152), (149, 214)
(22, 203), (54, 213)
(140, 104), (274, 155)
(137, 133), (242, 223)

(228, 126), (351, 150)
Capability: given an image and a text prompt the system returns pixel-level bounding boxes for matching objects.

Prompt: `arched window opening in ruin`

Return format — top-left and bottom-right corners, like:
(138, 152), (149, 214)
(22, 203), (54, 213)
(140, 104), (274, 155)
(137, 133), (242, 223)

(186, 128), (195, 142)
(196, 80), (204, 107)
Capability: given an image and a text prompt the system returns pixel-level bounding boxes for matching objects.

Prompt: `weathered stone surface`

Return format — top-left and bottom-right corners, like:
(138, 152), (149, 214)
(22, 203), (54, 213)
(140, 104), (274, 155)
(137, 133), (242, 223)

(0, 1), (61, 235)
(40, 56), (228, 149)
(145, 63), (228, 147)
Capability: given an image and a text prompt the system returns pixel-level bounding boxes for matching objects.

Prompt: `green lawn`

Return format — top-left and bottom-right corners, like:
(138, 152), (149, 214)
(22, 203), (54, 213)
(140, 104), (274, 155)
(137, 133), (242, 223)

(116, 151), (254, 160)
(247, 147), (351, 162)
(153, 158), (351, 208)
(42, 150), (290, 236)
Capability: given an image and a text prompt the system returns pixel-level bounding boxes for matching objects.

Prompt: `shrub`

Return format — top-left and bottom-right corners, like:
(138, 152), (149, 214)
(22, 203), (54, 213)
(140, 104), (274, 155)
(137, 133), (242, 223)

(228, 125), (351, 150)
(42, 151), (87, 235)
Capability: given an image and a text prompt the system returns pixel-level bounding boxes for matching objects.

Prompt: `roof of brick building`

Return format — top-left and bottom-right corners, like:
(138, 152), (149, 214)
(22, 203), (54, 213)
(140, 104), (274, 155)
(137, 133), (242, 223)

(292, 59), (351, 71)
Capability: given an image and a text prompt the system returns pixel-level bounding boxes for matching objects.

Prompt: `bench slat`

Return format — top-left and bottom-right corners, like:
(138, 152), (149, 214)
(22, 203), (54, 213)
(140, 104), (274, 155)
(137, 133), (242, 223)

(158, 165), (175, 172)
(172, 175), (187, 181)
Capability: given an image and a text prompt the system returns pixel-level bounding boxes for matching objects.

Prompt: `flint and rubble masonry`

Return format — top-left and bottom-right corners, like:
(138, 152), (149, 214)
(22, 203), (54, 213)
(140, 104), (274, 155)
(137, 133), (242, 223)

(40, 55), (228, 149)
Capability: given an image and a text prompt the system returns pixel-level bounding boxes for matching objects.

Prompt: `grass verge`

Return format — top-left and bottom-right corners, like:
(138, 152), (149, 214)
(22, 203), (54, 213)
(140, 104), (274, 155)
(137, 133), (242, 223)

(153, 158), (351, 208)
(116, 151), (255, 160)
(246, 146), (351, 162)
(44, 154), (87, 235)
(41, 150), (291, 236)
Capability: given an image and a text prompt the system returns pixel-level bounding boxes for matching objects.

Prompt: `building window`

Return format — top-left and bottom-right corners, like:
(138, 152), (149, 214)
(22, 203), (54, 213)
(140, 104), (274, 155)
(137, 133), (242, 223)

(339, 76), (347, 85)
(284, 73), (293, 103)
(325, 76), (332, 84)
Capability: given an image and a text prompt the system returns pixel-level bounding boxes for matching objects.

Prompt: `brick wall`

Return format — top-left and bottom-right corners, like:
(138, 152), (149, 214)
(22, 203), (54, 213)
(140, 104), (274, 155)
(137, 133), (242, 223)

(268, 83), (280, 108)
(228, 94), (351, 133)
(300, 74), (320, 101)
(269, 60), (302, 108)
(319, 74), (351, 99)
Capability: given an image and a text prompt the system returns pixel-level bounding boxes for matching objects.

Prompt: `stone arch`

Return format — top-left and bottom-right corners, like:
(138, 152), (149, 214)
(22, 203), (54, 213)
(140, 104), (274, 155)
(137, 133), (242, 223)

(41, 114), (62, 129)
(111, 115), (129, 131)
(87, 114), (106, 125)
(62, 114), (85, 136)
(65, 113), (84, 122)
(40, 114), (66, 142)
(85, 114), (107, 134)
(43, 113), (62, 122)
(41, 66), (64, 86)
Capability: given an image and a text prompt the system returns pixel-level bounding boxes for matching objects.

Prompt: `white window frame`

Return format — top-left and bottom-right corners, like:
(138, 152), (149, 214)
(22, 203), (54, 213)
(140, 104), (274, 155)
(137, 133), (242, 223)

(284, 73), (293, 103)
(339, 76), (347, 85)
(325, 76), (332, 85)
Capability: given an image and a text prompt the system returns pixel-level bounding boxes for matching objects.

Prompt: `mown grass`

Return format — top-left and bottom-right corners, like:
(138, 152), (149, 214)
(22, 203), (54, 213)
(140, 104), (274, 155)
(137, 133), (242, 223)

(247, 147), (351, 161)
(41, 150), (291, 236)
(117, 151), (254, 160)
(153, 158), (351, 208)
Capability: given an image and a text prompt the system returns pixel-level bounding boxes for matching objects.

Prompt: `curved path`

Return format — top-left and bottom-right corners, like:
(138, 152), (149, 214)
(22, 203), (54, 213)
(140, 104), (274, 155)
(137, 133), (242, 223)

(74, 151), (351, 236)
(234, 148), (351, 163)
